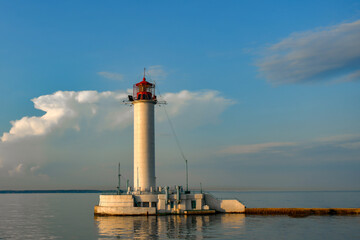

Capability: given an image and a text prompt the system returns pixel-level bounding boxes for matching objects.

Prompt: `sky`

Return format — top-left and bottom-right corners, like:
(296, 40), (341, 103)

(0, 0), (359, 190)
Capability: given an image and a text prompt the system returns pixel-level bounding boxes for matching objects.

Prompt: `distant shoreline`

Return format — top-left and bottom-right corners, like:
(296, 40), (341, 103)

(0, 189), (359, 194)
(0, 190), (116, 194)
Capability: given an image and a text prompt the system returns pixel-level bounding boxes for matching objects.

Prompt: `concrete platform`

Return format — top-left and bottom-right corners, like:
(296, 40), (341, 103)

(94, 206), (156, 216)
(94, 192), (245, 216)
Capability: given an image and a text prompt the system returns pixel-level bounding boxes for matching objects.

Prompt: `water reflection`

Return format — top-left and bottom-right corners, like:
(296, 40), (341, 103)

(95, 214), (245, 239)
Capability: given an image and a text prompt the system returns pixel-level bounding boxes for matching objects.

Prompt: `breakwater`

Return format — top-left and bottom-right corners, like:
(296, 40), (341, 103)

(245, 208), (360, 216)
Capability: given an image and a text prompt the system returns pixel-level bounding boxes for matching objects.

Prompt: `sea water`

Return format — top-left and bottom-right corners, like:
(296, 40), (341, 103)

(0, 191), (359, 239)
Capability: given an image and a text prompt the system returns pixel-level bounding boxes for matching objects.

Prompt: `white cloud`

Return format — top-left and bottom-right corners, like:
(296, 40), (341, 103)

(318, 134), (360, 150)
(219, 134), (360, 156)
(2, 89), (232, 143)
(257, 19), (360, 84)
(76, 91), (100, 103)
(147, 65), (167, 80)
(1, 91), (128, 142)
(338, 70), (360, 83)
(340, 142), (360, 149)
(158, 90), (235, 127)
(0, 89), (233, 185)
(8, 163), (24, 176)
(219, 142), (297, 155)
(316, 134), (359, 143)
(30, 165), (40, 173)
(98, 71), (124, 81)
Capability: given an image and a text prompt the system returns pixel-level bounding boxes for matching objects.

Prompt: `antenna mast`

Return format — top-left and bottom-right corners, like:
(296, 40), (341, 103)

(186, 160), (189, 192)
(149, 73), (189, 193)
(117, 162), (121, 195)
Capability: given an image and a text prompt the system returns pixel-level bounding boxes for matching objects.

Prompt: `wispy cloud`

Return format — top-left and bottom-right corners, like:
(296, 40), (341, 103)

(340, 141), (360, 149)
(316, 134), (360, 150)
(159, 90), (235, 127)
(98, 71), (124, 81)
(337, 70), (360, 83)
(219, 142), (297, 155)
(219, 134), (360, 156)
(147, 65), (167, 80)
(316, 134), (360, 143)
(257, 19), (360, 84)
(208, 134), (360, 190)
(8, 163), (24, 177)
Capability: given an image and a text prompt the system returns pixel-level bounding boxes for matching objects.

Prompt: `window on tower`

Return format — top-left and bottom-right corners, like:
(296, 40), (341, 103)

(191, 200), (196, 209)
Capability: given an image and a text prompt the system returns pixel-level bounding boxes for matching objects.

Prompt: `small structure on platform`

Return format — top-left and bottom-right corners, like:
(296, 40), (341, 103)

(94, 71), (245, 216)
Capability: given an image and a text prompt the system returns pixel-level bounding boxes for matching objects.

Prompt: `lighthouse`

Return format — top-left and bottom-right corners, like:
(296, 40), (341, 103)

(94, 69), (245, 215)
(131, 73), (157, 192)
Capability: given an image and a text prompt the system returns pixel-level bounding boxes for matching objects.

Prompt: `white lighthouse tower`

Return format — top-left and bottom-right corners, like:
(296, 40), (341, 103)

(132, 73), (157, 192)
(94, 70), (245, 215)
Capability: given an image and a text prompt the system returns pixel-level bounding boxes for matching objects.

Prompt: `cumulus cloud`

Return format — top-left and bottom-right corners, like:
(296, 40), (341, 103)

(2, 89), (232, 142)
(1, 91), (129, 142)
(158, 90), (235, 127)
(257, 19), (360, 84)
(30, 165), (40, 173)
(219, 142), (297, 155)
(98, 71), (124, 81)
(0, 89), (233, 185)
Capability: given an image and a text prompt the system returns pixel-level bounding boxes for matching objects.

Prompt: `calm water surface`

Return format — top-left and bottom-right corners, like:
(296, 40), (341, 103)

(0, 191), (359, 239)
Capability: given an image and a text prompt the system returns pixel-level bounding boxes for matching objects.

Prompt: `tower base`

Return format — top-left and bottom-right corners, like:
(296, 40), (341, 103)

(94, 192), (245, 216)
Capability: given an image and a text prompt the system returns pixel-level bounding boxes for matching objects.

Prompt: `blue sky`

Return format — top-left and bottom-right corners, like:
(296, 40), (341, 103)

(0, 0), (359, 190)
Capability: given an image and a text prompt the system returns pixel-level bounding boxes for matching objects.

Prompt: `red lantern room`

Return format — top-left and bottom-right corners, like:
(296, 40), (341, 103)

(133, 74), (156, 101)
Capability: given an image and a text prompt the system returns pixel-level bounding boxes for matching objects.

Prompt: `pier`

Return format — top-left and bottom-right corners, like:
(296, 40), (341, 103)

(245, 208), (360, 216)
